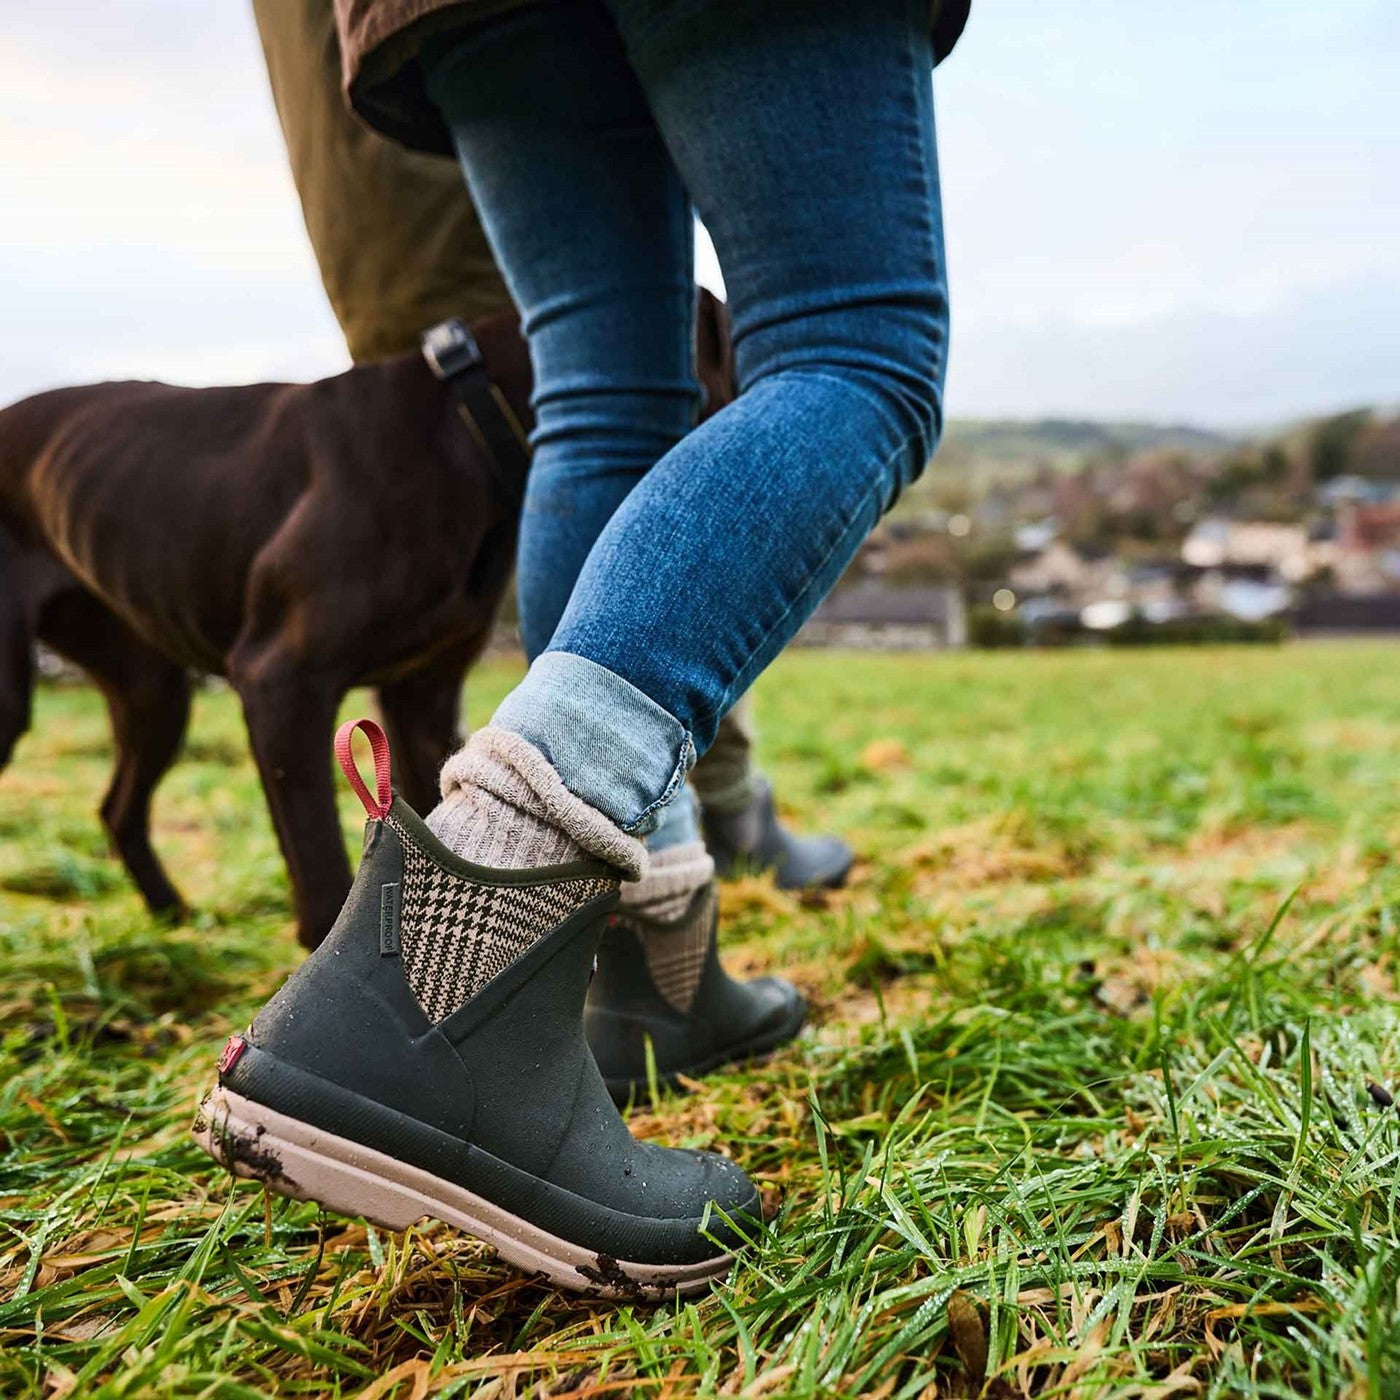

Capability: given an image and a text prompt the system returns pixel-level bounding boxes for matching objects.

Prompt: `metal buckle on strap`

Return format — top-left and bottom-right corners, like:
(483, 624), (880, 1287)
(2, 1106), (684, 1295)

(421, 318), (485, 383)
(420, 317), (530, 508)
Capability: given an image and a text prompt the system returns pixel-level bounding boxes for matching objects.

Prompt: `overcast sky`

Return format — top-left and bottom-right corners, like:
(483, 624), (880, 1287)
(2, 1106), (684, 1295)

(2, 1), (1396, 428)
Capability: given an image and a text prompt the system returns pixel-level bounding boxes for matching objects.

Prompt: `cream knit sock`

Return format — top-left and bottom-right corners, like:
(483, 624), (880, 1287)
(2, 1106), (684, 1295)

(619, 840), (715, 924)
(427, 726), (647, 879)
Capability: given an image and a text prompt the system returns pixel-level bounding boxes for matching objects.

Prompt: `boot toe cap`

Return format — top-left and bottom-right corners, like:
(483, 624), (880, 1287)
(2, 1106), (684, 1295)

(739, 975), (806, 1040)
(775, 833), (854, 890)
(690, 1149), (763, 1246)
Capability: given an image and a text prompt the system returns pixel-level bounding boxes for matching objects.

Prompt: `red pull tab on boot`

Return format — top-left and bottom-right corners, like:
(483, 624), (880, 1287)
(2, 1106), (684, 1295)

(334, 718), (393, 819)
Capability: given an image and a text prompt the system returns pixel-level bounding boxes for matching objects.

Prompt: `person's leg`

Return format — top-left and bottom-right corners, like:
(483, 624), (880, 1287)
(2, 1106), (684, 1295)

(438, 0), (945, 836)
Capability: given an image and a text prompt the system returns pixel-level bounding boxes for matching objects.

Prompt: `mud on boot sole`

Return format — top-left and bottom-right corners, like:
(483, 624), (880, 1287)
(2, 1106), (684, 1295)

(193, 1086), (737, 1300)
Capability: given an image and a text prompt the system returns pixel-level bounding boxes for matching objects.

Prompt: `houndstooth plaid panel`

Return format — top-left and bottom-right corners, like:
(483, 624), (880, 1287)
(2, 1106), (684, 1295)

(388, 816), (613, 1024)
(634, 890), (714, 1015)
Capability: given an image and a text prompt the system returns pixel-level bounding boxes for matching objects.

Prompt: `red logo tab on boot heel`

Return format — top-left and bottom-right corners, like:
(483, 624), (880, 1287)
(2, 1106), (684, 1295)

(217, 1035), (247, 1077)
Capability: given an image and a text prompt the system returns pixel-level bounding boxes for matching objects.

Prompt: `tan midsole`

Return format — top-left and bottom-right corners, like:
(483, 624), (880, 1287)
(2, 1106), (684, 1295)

(194, 1086), (734, 1299)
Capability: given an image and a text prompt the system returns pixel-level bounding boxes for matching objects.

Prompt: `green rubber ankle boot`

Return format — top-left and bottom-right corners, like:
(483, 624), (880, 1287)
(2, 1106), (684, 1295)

(585, 882), (806, 1105)
(194, 721), (759, 1300)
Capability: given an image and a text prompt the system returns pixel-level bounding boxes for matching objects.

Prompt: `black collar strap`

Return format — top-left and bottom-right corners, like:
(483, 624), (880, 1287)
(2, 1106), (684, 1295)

(421, 318), (531, 509)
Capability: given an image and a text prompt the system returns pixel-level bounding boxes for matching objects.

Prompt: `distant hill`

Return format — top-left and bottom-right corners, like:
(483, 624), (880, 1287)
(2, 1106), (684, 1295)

(940, 418), (1236, 474)
(907, 418), (1237, 508)
(905, 411), (1399, 510)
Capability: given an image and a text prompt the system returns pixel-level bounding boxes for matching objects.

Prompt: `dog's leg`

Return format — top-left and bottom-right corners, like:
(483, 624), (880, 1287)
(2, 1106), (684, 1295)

(376, 650), (472, 817)
(231, 657), (350, 950)
(0, 533), (34, 771)
(101, 665), (191, 916)
(38, 590), (191, 914)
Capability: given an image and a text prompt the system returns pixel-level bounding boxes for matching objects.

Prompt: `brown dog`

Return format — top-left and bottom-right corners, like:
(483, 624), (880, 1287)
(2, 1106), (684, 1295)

(0, 292), (734, 949)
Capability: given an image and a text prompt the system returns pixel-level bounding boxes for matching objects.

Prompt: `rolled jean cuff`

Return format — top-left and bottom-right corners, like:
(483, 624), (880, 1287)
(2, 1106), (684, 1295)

(491, 650), (695, 835)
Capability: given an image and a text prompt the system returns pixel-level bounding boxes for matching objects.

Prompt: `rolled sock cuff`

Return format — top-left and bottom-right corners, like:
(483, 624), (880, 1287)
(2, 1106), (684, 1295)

(620, 839), (715, 914)
(648, 785), (701, 853)
(437, 725), (647, 880)
(492, 650), (695, 836)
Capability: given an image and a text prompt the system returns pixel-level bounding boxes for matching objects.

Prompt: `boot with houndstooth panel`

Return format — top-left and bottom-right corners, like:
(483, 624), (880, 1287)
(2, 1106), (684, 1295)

(194, 719), (760, 1299)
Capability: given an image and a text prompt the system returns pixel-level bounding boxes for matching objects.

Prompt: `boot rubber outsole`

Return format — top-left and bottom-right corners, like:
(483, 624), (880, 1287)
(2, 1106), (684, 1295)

(193, 1085), (737, 1300)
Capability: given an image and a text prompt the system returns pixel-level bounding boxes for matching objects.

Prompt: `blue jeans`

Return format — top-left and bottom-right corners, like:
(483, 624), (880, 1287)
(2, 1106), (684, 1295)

(427, 0), (948, 833)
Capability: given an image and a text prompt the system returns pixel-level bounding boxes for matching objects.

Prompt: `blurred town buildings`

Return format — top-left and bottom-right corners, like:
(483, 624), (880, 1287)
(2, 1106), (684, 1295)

(802, 406), (1400, 647)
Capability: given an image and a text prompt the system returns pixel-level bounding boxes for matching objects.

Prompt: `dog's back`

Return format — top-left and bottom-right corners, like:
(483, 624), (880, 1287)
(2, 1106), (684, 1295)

(58, 379), (325, 667)
(2, 356), (503, 667)
(0, 383), (131, 539)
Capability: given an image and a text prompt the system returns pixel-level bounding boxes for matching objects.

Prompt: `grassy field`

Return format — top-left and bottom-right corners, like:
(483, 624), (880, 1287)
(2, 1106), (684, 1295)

(4, 643), (1400, 1398)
